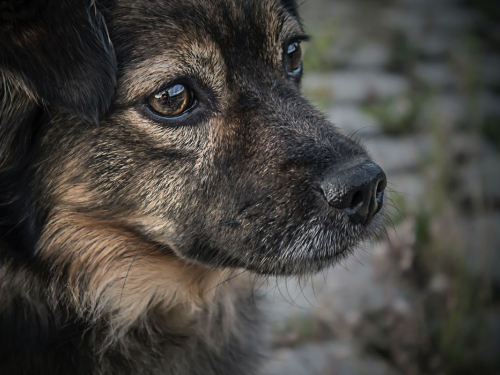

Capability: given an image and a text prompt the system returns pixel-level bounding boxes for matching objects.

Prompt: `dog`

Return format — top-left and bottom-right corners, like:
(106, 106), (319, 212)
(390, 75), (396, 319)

(0, 0), (387, 374)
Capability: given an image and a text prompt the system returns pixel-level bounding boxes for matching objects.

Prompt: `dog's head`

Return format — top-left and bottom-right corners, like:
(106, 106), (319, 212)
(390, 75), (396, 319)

(1, 0), (386, 279)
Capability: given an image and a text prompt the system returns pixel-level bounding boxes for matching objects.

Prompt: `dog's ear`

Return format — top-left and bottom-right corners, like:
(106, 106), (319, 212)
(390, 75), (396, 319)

(0, 0), (116, 251)
(0, 0), (116, 124)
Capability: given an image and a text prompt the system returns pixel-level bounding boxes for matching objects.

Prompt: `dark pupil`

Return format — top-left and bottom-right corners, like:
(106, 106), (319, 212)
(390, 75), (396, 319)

(154, 84), (189, 116)
(287, 42), (302, 72)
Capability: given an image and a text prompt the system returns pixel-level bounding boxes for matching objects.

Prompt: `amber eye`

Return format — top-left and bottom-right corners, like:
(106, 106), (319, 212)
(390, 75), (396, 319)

(147, 84), (194, 117)
(286, 41), (303, 74)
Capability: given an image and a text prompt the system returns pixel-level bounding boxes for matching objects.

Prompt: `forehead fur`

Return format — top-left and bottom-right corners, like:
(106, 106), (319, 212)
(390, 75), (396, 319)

(104, 0), (303, 103)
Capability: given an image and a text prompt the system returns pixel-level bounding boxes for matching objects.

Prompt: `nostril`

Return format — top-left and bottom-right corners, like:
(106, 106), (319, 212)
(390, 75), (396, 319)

(350, 190), (363, 210)
(376, 180), (385, 194)
(375, 175), (387, 205)
(319, 160), (386, 224)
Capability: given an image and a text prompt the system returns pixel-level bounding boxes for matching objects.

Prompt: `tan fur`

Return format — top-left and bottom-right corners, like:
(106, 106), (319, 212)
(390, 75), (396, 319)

(117, 36), (227, 105)
(38, 209), (252, 346)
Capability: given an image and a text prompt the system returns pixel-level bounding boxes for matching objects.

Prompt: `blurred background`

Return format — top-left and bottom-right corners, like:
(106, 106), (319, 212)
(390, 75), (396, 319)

(265, 0), (500, 374)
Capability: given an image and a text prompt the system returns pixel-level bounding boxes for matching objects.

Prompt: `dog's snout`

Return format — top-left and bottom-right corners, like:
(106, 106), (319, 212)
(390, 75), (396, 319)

(320, 161), (387, 225)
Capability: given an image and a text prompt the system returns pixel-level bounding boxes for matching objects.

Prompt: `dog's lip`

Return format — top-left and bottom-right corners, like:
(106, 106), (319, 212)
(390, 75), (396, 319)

(240, 246), (352, 276)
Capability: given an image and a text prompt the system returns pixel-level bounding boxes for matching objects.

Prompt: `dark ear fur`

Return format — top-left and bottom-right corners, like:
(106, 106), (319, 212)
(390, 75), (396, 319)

(0, 0), (116, 253)
(0, 0), (116, 124)
(280, 0), (299, 18)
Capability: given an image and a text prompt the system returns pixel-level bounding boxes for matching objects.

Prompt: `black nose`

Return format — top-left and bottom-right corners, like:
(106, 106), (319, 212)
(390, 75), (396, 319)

(320, 161), (387, 225)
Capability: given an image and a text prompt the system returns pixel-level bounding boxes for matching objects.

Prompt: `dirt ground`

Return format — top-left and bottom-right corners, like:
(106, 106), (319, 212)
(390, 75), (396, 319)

(264, 1), (500, 374)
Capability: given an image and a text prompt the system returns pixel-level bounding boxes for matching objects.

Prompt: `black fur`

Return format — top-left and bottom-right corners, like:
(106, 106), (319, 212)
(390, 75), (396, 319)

(0, 0), (116, 123)
(280, 0), (300, 18)
(0, 0), (116, 254)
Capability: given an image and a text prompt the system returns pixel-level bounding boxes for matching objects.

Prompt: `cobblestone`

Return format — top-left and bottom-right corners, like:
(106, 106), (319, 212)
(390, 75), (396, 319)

(303, 72), (410, 103)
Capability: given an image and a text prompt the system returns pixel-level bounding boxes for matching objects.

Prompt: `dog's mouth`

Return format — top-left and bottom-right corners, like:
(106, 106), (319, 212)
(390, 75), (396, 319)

(172, 179), (387, 277)
(244, 207), (385, 276)
(215, 212), (385, 276)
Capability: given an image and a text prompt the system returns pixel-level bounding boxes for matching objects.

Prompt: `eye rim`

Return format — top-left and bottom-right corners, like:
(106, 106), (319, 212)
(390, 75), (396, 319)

(286, 41), (303, 74)
(146, 82), (197, 119)
(141, 76), (218, 127)
(283, 35), (309, 78)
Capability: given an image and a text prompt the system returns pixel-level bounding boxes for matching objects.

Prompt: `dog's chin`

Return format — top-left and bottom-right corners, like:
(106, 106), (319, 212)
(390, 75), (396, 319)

(241, 248), (352, 276)
(242, 209), (385, 276)
(179, 208), (385, 277)
(239, 235), (365, 276)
